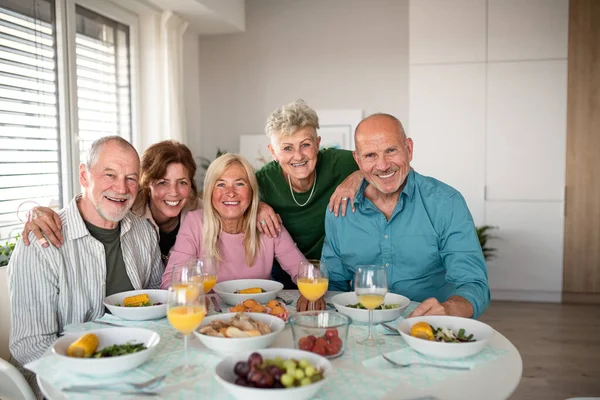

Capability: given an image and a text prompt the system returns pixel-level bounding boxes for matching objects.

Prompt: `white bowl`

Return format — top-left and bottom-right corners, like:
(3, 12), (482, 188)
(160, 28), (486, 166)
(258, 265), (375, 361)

(330, 292), (410, 324)
(51, 327), (160, 376)
(194, 312), (285, 356)
(215, 348), (332, 400)
(397, 315), (495, 360)
(104, 289), (169, 321)
(214, 279), (283, 306)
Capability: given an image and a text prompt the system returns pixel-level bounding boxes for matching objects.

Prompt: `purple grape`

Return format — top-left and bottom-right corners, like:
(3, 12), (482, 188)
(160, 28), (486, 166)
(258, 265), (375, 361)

(234, 361), (250, 378)
(274, 381), (284, 389)
(267, 365), (284, 381)
(247, 352), (263, 369)
(256, 372), (275, 389)
(235, 377), (249, 387)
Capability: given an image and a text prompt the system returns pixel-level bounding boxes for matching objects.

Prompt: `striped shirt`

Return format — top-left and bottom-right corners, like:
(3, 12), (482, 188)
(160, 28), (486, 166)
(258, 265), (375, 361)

(7, 196), (163, 396)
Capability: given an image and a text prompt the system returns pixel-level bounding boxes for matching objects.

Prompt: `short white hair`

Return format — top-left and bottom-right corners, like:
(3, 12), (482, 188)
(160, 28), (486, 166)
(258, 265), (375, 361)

(265, 99), (320, 140)
(86, 136), (137, 170)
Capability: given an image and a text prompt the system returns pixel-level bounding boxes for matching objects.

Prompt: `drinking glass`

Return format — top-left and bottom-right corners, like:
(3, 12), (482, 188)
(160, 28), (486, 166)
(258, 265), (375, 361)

(166, 284), (207, 378)
(170, 261), (202, 339)
(189, 258), (219, 295)
(354, 265), (388, 346)
(297, 260), (328, 312)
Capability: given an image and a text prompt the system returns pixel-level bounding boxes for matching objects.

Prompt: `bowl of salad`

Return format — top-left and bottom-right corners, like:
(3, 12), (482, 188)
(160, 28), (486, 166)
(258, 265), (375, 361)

(397, 315), (495, 359)
(104, 289), (169, 321)
(52, 327), (160, 375)
(329, 292), (410, 324)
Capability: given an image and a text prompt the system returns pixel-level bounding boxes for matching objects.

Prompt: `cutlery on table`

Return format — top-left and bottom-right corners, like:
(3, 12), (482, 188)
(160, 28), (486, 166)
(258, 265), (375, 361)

(276, 296), (293, 306)
(62, 388), (160, 396)
(381, 323), (400, 334)
(210, 296), (222, 313)
(63, 374), (166, 391)
(93, 320), (124, 327)
(381, 353), (471, 371)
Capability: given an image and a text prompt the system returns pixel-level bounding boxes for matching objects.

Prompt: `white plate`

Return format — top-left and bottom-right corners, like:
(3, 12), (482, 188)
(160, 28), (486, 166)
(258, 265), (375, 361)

(104, 289), (169, 321)
(213, 279), (283, 306)
(51, 327), (160, 376)
(397, 315), (495, 359)
(194, 312), (285, 355)
(330, 292), (410, 324)
(215, 348), (332, 400)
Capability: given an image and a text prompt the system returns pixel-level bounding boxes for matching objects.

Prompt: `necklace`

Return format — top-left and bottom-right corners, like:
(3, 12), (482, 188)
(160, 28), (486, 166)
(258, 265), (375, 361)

(288, 171), (317, 207)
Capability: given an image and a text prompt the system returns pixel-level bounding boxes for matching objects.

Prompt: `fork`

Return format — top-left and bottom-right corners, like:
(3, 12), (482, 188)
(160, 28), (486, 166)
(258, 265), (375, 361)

(63, 374), (166, 391)
(381, 323), (400, 334)
(381, 354), (471, 371)
(276, 296), (293, 306)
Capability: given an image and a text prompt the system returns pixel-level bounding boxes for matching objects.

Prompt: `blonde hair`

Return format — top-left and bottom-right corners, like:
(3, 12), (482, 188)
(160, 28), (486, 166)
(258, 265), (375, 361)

(202, 153), (261, 266)
(265, 99), (320, 141)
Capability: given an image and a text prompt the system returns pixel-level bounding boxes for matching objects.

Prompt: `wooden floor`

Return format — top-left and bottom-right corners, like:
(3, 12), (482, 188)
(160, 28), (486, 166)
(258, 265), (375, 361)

(479, 301), (600, 400)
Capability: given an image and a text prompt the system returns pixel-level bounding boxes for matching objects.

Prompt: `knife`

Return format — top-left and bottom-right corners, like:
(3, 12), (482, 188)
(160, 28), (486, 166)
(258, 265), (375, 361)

(93, 320), (124, 327)
(210, 296), (222, 313)
(62, 388), (160, 396)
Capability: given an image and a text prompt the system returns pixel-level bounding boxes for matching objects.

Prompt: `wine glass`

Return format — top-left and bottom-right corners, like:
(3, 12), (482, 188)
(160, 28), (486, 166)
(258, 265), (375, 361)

(166, 284), (207, 378)
(170, 261), (202, 339)
(297, 260), (328, 312)
(354, 265), (388, 346)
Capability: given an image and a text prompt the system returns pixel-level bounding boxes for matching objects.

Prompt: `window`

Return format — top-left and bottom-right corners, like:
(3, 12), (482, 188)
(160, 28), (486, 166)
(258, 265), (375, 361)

(0, 0), (136, 242)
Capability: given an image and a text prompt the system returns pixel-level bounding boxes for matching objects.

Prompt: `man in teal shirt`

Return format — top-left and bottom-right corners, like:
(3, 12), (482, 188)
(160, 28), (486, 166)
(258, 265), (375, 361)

(323, 113), (490, 318)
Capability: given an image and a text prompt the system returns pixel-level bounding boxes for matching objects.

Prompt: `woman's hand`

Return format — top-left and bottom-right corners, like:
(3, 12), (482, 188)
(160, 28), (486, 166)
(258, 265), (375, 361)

(328, 170), (364, 217)
(21, 206), (63, 248)
(296, 295), (326, 312)
(257, 201), (282, 238)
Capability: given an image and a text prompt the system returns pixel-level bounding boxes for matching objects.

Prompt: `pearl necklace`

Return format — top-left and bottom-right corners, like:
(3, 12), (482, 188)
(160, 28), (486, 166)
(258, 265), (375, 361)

(288, 171), (317, 207)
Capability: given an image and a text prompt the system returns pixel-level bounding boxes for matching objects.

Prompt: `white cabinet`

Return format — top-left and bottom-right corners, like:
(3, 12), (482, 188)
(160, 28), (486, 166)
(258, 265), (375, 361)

(409, 0), (486, 64)
(488, 0), (569, 61)
(409, 63), (486, 224)
(486, 60), (568, 201)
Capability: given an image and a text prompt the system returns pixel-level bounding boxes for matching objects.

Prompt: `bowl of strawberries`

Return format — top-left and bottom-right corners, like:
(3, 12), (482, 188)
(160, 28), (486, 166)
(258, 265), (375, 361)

(288, 311), (351, 359)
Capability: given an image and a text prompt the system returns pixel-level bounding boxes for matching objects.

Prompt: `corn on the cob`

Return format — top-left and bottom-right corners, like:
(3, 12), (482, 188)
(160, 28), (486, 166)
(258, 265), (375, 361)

(123, 293), (149, 307)
(67, 333), (99, 358)
(236, 287), (265, 294)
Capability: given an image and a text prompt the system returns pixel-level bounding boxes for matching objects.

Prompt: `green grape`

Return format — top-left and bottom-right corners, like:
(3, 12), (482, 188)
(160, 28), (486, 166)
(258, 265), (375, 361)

(305, 365), (316, 377)
(280, 373), (295, 388)
(298, 358), (310, 368)
(282, 360), (296, 370)
(311, 373), (323, 382)
(300, 378), (312, 386)
(294, 368), (305, 380)
(285, 364), (297, 374)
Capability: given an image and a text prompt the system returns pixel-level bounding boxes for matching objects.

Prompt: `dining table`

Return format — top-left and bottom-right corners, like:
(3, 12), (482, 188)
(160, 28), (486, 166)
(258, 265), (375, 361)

(33, 290), (523, 400)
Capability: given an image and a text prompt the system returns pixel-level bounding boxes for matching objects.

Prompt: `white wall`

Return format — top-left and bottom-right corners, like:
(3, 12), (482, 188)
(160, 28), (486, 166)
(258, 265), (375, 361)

(408, 0), (569, 302)
(195, 0), (409, 160)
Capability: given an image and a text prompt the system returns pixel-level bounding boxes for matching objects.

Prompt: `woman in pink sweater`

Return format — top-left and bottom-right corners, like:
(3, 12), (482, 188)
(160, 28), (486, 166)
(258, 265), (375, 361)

(161, 153), (306, 288)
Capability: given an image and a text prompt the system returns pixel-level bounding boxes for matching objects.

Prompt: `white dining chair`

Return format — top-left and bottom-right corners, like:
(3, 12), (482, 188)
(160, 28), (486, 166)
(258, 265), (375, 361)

(0, 357), (36, 400)
(0, 266), (11, 360)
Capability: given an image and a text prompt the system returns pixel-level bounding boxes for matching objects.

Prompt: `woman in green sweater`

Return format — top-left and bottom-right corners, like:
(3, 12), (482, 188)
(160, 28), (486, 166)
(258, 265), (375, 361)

(255, 100), (363, 298)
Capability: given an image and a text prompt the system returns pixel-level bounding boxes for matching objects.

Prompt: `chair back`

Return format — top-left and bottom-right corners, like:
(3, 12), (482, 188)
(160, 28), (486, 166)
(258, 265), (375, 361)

(0, 266), (10, 361)
(0, 357), (36, 400)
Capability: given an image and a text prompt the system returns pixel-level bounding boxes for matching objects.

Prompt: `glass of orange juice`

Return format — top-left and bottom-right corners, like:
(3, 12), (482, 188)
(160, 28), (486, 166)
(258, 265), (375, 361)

(297, 260), (328, 312)
(355, 265), (388, 346)
(189, 258), (218, 294)
(167, 284), (207, 377)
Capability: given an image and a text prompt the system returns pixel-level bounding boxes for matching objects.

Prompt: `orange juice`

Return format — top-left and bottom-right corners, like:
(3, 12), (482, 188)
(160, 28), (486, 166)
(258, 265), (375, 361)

(298, 277), (329, 301)
(192, 275), (217, 294)
(172, 283), (201, 302)
(167, 305), (206, 334)
(358, 294), (385, 310)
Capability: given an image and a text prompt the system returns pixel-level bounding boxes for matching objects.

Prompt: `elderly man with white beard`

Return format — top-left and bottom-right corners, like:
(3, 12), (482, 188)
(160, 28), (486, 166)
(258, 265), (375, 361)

(8, 136), (162, 396)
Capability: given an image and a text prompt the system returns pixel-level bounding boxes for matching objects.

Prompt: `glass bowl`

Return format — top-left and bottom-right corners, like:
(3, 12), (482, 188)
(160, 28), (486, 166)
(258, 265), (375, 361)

(288, 311), (351, 359)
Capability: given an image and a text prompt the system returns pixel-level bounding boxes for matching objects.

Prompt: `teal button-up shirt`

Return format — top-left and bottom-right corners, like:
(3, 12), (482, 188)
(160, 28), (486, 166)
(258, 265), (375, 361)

(323, 169), (490, 318)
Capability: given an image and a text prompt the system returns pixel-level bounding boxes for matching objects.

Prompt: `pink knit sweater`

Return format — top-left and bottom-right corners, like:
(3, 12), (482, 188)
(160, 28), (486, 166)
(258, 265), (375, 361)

(161, 209), (306, 289)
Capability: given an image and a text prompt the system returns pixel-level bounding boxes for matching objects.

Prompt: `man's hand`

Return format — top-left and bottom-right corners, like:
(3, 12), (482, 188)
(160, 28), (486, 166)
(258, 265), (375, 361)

(408, 296), (474, 318)
(296, 295), (326, 312)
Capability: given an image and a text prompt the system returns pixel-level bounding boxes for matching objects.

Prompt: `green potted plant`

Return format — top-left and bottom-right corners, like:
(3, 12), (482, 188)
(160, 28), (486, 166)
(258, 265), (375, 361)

(0, 234), (20, 267)
(476, 225), (497, 261)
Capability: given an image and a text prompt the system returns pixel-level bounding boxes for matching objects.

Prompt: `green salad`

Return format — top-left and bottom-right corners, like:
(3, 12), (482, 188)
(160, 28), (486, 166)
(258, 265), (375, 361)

(91, 343), (147, 358)
(345, 303), (400, 310)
